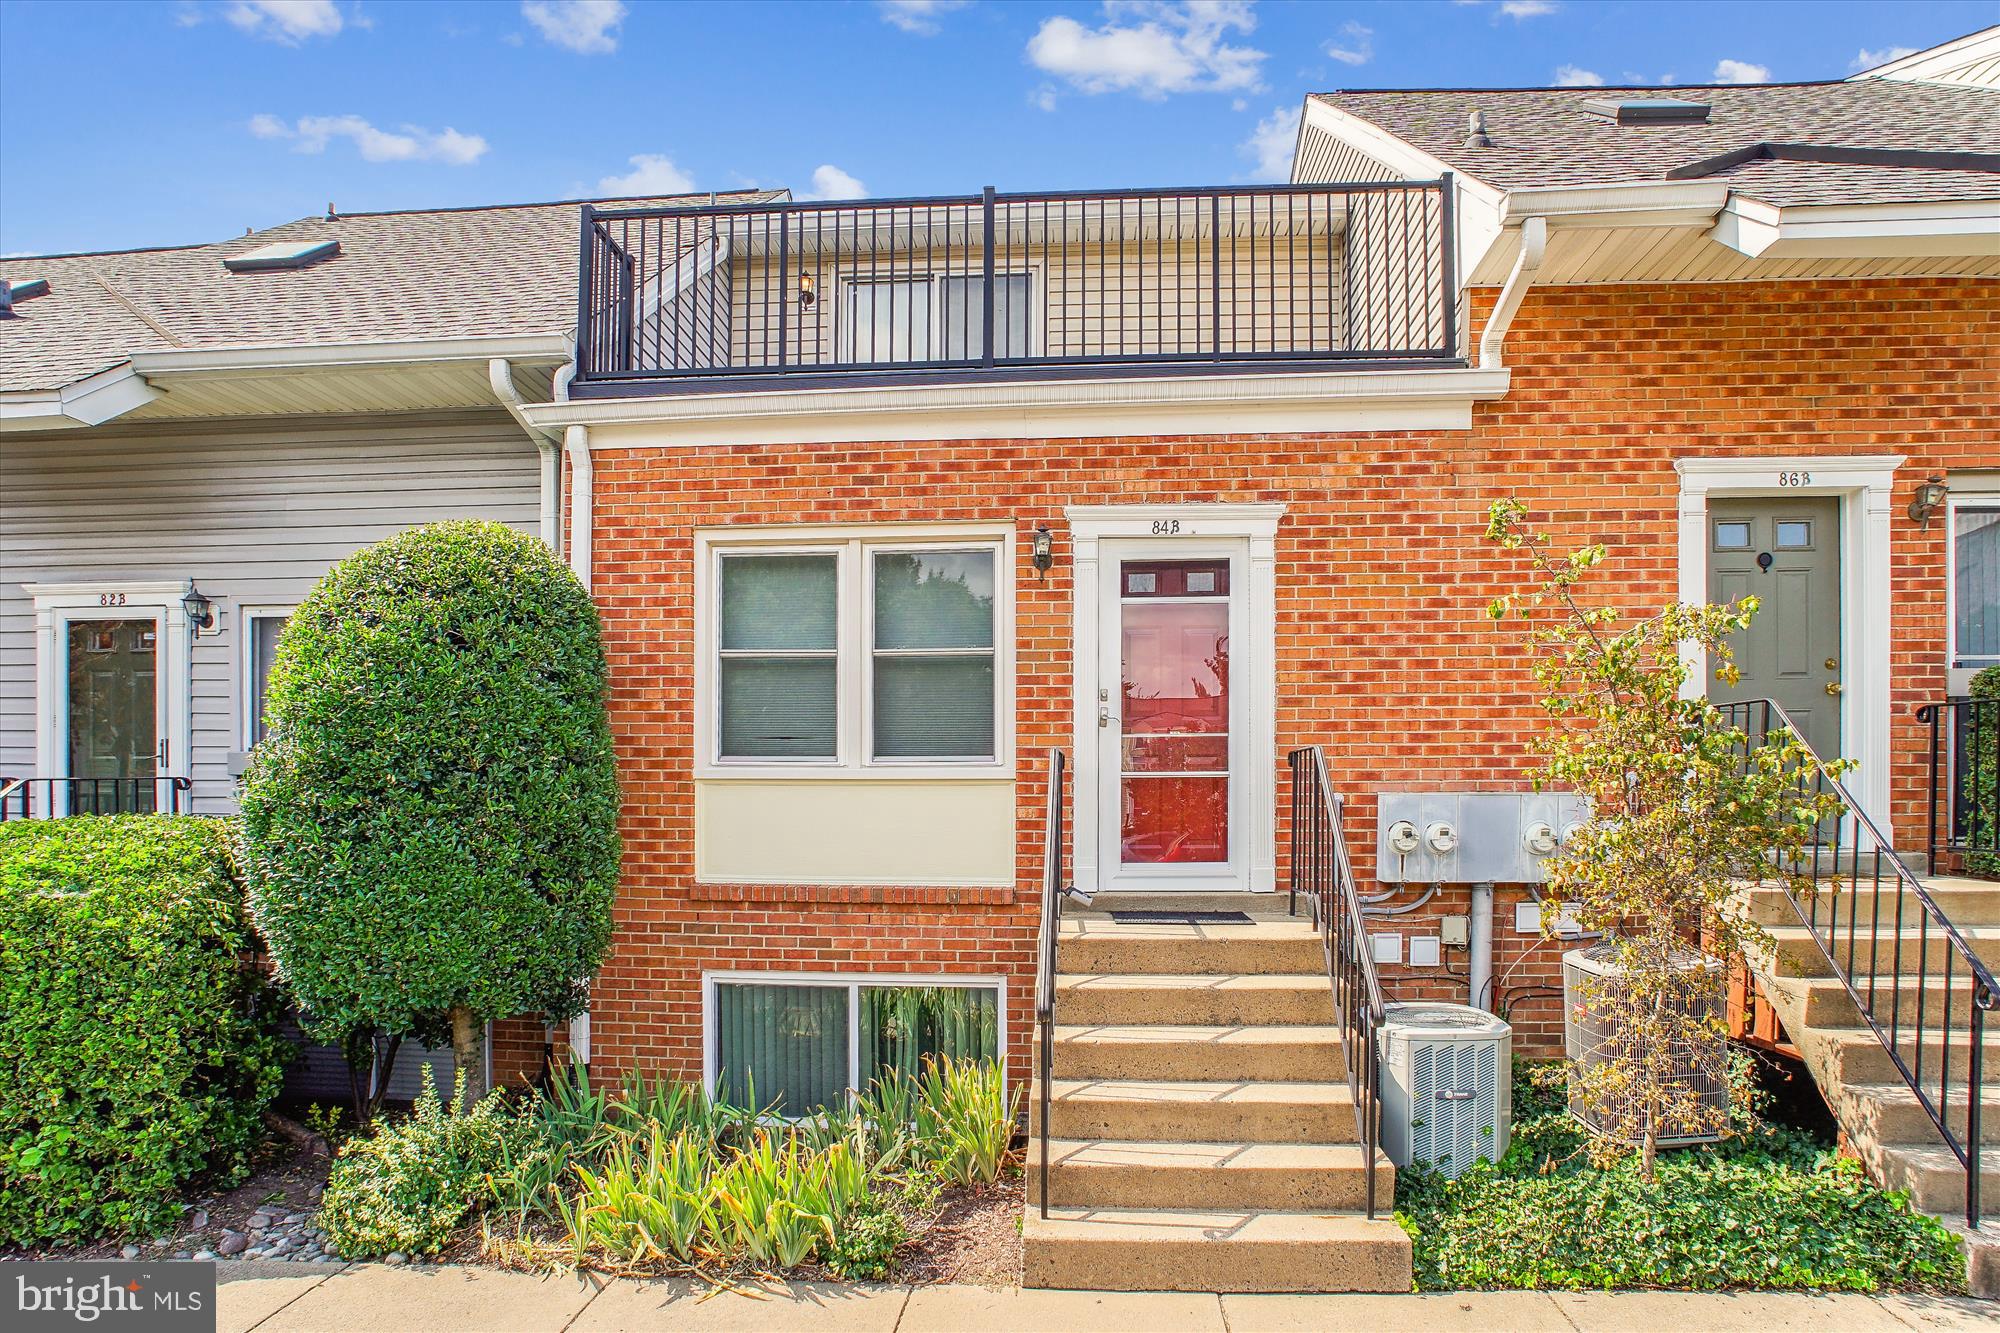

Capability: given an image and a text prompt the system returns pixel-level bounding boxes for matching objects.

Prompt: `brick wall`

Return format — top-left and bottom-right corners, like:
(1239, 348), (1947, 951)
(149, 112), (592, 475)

(578, 276), (1998, 1077)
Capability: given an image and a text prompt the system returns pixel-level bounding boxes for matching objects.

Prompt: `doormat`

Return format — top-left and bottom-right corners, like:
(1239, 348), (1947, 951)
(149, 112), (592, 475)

(1108, 910), (1255, 924)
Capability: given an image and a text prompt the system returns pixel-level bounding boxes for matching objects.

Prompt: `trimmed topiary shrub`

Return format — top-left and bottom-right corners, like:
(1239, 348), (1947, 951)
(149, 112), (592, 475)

(1968, 665), (2000, 879)
(239, 520), (620, 1098)
(0, 815), (286, 1245)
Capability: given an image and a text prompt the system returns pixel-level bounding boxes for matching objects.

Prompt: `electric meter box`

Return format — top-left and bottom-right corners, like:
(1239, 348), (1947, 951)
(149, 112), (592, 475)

(1374, 791), (1590, 884)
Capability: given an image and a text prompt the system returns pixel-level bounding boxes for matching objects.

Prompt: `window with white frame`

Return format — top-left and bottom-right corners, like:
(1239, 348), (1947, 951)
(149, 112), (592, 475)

(707, 533), (1004, 769)
(1953, 498), (1999, 671)
(243, 610), (292, 746)
(708, 975), (1001, 1115)
(842, 273), (1031, 364)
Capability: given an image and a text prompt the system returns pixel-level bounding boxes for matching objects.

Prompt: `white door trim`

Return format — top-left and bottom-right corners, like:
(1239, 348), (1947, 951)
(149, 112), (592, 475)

(1067, 504), (1283, 893)
(1673, 456), (1902, 838)
(25, 581), (196, 809)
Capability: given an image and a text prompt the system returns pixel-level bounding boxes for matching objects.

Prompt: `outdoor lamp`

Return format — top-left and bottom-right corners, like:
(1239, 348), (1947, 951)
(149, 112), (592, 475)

(1031, 525), (1055, 576)
(1907, 477), (1948, 530)
(182, 583), (215, 633)
(798, 272), (816, 310)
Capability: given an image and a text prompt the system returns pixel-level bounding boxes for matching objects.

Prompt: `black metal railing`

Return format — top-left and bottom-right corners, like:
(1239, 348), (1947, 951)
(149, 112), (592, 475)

(1287, 745), (1385, 1218)
(0, 776), (193, 820)
(574, 180), (1458, 390)
(1034, 747), (1066, 1221)
(1921, 696), (2000, 875)
(1718, 699), (1996, 1226)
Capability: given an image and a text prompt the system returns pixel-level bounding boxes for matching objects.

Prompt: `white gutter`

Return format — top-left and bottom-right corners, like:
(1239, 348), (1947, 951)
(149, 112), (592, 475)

(1478, 215), (1547, 371)
(565, 424), (593, 592)
(128, 331), (571, 376)
(488, 359), (566, 550)
(0, 363), (158, 432)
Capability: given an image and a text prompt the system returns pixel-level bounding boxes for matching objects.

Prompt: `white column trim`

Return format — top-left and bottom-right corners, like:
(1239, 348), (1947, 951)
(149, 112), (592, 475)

(1673, 455), (1903, 837)
(1066, 503), (1286, 893)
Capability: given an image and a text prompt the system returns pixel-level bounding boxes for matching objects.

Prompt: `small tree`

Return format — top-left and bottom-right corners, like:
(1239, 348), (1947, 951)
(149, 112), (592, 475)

(1486, 500), (1845, 1176)
(241, 521), (620, 1107)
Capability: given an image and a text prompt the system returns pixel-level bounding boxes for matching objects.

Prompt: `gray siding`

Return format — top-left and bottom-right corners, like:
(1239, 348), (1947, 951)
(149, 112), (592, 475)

(1, 410), (542, 812)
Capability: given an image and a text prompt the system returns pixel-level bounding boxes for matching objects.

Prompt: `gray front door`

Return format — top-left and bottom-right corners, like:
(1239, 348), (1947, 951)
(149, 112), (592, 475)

(1708, 497), (1843, 758)
(66, 617), (160, 813)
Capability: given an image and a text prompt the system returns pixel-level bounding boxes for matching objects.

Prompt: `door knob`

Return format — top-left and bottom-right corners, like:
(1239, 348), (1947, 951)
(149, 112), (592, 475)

(1824, 658), (1839, 670)
(1825, 682), (1843, 697)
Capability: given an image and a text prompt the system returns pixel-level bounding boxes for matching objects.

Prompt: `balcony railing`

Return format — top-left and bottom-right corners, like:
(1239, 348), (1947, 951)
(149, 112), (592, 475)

(0, 776), (194, 820)
(573, 181), (1457, 393)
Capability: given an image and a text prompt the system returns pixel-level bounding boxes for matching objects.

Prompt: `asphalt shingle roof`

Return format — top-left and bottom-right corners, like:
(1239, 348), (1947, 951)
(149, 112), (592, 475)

(0, 191), (782, 392)
(1313, 80), (2000, 205)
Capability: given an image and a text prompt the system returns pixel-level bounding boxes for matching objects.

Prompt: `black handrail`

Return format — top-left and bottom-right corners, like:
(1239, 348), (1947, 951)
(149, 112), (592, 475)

(574, 181), (1459, 387)
(1921, 696), (2000, 875)
(1286, 745), (1385, 1218)
(1034, 747), (1066, 1220)
(1719, 699), (1996, 1226)
(0, 776), (193, 821)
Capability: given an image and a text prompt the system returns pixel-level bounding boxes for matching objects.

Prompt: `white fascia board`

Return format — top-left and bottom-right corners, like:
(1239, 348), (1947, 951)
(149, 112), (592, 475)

(0, 363), (158, 432)
(524, 367), (1511, 446)
(1850, 27), (2000, 83)
(127, 331), (572, 377)
(1500, 181), (1731, 230)
(1712, 195), (2000, 259)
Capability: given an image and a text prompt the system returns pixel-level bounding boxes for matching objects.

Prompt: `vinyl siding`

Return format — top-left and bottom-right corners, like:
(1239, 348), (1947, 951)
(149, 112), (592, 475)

(0, 410), (543, 813)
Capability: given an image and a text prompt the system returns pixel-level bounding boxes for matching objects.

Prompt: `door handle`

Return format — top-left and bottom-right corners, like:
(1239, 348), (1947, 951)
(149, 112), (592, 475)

(1825, 682), (1843, 697)
(1098, 706), (1113, 728)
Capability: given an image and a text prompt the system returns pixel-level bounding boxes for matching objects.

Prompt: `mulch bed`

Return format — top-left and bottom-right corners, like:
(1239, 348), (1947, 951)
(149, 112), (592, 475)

(895, 1177), (1024, 1287)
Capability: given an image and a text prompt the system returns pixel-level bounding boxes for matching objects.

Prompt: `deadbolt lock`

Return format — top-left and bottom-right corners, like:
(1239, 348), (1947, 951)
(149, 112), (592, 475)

(1826, 682), (1843, 697)
(1824, 658), (1839, 670)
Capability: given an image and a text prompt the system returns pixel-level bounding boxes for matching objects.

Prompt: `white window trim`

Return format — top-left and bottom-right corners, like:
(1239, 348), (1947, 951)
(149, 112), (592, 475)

(1067, 503), (1284, 894)
(25, 581), (197, 807)
(1947, 479), (2000, 692)
(694, 522), (1015, 780)
(1674, 455), (1901, 838)
(837, 264), (1045, 364)
(238, 604), (296, 753)
(700, 970), (1009, 1110)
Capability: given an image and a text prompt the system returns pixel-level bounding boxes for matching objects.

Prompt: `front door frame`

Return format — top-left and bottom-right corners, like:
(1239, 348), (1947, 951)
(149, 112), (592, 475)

(1068, 503), (1283, 894)
(1674, 456), (1900, 838)
(26, 581), (195, 810)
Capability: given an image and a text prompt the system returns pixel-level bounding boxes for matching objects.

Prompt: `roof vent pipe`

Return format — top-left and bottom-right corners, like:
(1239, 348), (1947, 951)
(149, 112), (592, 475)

(1464, 110), (1494, 149)
(1478, 214), (1547, 371)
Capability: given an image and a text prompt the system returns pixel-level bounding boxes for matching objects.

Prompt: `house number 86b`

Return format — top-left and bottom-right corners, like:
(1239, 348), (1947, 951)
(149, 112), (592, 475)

(1777, 471), (1812, 487)
(1150, 519), (1183, 535)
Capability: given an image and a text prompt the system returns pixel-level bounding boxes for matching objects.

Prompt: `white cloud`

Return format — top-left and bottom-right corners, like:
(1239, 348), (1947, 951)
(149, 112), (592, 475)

(1323, 20), (1371, 67)
(251, 114), (489, 165)
(596, 153), (695, 196)
(1026, 1), (1266, 100)
(1239, 104), (1298, 180)
(878, 0), (968, 34)
(223, 0), (344, 43)
(1711, 57), (1771, 84)
(1553, 64), (1604, 87)
(521, 0), (626, 54)
(806, 164), (869, 201)
(1499, 0), (1555, 17)
(1852, 45), (1916, 71)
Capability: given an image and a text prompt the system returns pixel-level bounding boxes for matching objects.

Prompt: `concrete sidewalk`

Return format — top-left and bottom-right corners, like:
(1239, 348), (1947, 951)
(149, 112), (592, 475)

(216, 1262), (1996, 1333)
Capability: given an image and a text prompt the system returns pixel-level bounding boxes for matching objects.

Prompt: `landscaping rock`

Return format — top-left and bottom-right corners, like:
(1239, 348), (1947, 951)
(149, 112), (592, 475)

(120, 1245), (140, 1260)
(247, 1213), (272, 1231)
(193, 1251), (216, 1262)
(386, 1252), (407, 1266)
(190, 1210), (209, 1231)
(282, 1213), (307, 1226)
(216, 1234), (248, 1257)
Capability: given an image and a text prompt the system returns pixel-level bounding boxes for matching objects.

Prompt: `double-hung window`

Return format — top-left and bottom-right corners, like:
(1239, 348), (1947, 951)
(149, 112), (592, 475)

(842, 273), (1032, 365)
(704, 530), (1008, 771)
(1953, 496), (2000, 672)
(242, 608), (292, 748)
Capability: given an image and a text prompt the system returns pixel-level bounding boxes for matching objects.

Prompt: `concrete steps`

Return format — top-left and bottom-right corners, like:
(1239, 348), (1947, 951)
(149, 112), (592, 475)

(1767, 922), (2000, 977)
(1743, 878), (2000, 929)
(1026, 900), (1406, 1293)
(1772, 973), (1984, 1029)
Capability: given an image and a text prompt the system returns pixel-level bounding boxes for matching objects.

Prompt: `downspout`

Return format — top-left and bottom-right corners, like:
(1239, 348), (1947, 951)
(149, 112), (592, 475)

(1477, 214), (1547, 371)
(562, 420), (594, 1067)
(1469, 882), (1495, 1011)
(487, 358), (564, 551)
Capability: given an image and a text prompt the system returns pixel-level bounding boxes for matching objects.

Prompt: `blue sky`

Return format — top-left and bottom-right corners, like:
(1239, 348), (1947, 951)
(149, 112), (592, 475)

(0, 0), (1990, 257)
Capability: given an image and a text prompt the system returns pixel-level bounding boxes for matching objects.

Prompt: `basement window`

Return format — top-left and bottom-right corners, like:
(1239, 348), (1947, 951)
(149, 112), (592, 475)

(223, 238), (341, 273)
(1579, 97), (1711, 126)
(706, 975), (1002, 1115)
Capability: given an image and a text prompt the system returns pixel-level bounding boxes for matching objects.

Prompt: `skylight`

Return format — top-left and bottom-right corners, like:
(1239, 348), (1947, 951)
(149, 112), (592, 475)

(1579, 97), (1712, 126)
(222, 238), (341, 273)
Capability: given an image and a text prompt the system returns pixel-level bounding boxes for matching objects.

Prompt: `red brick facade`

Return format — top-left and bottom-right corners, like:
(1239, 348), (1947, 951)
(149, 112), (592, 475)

(571, 276), (1997, 1077)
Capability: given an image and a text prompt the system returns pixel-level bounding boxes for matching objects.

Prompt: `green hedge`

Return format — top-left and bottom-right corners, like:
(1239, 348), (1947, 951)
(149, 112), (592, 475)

(1969, 665), (1999, 878)
(0, 816), (287, 1245)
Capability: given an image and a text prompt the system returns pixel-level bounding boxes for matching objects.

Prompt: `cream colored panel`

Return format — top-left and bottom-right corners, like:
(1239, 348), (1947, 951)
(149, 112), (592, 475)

(695, 780), (1016, 886)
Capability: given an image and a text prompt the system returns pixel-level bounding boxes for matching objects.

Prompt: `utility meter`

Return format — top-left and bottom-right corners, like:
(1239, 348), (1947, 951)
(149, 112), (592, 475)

(1387, 820), (1421, 855)
(1523, 821), (1558, 856)
(1425, 821), (1459, 855)
(1560, 821), (1587, 847)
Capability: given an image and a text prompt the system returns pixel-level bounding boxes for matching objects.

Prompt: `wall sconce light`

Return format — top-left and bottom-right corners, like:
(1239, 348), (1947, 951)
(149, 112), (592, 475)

(1908, 477), (1948, 530)
(1030, 525), (1055, 577)
(798, 272), (816, 311)
(181, 582), (215, 634)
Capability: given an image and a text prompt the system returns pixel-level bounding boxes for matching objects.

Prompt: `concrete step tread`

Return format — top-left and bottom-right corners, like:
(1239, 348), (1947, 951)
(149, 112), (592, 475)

(1766, 922), (2000, 941)
(1845, 1080), (2000, 1108)
(1024, 1206), (1400, 1243)
(1814, 1025), (2000, 1052)
(1060, 918), (1318, 940)
(1029, 1139), (1379, 1171)
(1050, 1024), (1342, 1046)
(1038, 1078), (1356, 1107)
(1874, 1140), (2000, 1178)
(1924, 877), (2000, 893)
(1057, 972), (1329, 992)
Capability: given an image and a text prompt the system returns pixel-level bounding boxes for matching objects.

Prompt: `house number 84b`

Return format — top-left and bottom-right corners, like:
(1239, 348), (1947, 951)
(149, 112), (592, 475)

(1150, 519), (1183, 535)
(1777, 471), (1812, 487)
